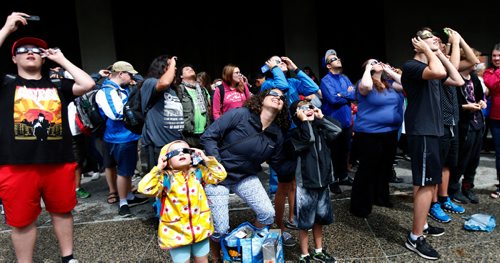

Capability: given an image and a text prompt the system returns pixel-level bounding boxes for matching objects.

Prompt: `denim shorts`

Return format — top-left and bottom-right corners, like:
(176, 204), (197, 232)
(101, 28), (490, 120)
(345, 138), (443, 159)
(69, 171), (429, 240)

(295, 185), (334, 230)
(169, 238), (209, 263)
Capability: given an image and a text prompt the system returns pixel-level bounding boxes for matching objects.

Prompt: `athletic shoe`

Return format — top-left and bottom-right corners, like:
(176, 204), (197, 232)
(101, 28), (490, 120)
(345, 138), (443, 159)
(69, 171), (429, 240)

(298, 255), (312, 263)
(338, 176), (354, 186)
(127, 196), (149, 207)
(441, 197), (465, 214)
(76, 188), (91, 199)
(405, 234), (440, 260)
(428, 203), (451, 223)
(329, 183), (342, 194)
(284, 219), (300, 230)
(281, 231), (296, 247)
(463, 189), (479, 204)
(450, 191), (468, 204)
(311, 249), (337, 263)
(423, 224), (445, 237)
(118, 205), (132, 217)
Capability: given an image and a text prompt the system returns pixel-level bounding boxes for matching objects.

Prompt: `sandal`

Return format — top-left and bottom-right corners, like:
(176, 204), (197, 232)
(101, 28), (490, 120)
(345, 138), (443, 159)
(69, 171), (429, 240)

(107, 192), (119, 204)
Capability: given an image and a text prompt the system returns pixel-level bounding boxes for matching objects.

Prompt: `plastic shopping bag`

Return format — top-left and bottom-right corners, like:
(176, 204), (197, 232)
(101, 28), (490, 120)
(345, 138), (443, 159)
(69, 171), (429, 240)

(463, 213), (496, 232)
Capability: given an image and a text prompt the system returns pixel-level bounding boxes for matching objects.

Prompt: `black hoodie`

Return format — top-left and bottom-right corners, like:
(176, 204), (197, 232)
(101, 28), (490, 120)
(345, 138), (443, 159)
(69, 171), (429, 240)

(290, 100), (342, 188)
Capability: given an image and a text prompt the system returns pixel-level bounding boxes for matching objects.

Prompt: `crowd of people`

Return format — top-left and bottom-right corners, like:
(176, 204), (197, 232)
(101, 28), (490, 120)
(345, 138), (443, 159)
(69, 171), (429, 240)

(0, 11), (499, 263)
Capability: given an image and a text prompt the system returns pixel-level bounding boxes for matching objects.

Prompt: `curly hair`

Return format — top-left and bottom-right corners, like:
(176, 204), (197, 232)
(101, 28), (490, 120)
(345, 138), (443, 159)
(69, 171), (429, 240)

(244, 89), (290, 131)
(137, 54), (171, 90)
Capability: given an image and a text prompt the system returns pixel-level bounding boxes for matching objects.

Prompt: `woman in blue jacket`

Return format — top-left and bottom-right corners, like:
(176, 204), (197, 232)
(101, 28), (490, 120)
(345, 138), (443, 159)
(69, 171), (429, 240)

(200, 88), (293, 262)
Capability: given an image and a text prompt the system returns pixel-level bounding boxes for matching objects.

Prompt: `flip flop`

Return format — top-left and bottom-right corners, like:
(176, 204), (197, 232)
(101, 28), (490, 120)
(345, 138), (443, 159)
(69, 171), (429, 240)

(107, 192), (119, 204)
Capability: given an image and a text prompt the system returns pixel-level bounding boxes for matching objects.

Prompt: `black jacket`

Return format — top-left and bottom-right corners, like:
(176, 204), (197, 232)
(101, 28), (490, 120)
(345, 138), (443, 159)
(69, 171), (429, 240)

(201, 107), (293, 185)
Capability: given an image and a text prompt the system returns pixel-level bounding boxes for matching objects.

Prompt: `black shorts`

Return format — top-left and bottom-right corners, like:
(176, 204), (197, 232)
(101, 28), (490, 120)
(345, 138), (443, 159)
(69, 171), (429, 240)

(72, 134), (86, 167)
(408, 135), (442, 186)
(439, 125), (458, 168)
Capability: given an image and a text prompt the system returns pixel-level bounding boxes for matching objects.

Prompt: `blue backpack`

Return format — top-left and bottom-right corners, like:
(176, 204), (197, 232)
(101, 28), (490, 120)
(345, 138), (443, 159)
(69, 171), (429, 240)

(152, 168), (203, 218)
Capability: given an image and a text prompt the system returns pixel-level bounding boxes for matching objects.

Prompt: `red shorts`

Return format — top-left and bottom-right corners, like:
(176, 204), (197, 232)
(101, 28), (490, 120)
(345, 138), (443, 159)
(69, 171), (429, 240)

(0, 163), (77, 227)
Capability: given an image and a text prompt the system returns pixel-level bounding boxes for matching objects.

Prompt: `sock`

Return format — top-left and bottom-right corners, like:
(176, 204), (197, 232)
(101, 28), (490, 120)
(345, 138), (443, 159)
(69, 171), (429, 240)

(61, 254), (74, 263)
(315, 248), (323, 253)
(126, 192), (135, 200)
(423, 223), (429, 230)
(301, 254), (309, 258)
(438, 196), (447, 203)
(119, 199), (128, 207)
(410, 232), (420, 241)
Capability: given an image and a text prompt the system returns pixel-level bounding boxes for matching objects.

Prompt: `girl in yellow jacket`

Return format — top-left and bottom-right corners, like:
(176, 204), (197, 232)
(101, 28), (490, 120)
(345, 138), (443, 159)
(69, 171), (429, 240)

(138, 140), (227, 263)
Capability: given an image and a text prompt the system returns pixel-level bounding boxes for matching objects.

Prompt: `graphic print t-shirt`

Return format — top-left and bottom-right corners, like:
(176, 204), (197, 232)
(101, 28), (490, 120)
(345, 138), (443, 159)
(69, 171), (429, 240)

(0, 74), (75, 164)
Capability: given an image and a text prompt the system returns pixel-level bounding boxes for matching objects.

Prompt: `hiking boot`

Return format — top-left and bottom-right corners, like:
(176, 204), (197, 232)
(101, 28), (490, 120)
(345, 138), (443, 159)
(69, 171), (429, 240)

(282, 231), (296, 247)
(127, 196), (149, 207)
(298, 255), (312, 263)
(441, 197), (465, 214)
(428, 203), (451, 223)
(338, 176), (354, 186)
(311, 249), (337, 263)
(76, 188), (91, 199)
(329, 183), (342, 194)
(118, 205), (132, 217)
(405, 234), (440, 260)
(423, 224), (445, 237)
(450, 191), (468, 204)
(463, 189), (479, 204)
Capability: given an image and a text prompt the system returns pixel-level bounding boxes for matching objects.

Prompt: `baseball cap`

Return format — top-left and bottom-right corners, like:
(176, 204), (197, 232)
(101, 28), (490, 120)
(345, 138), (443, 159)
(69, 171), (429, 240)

(323, 49), (337, 66)
(111, 61), (138, 74)
(11, 37), (48, 56)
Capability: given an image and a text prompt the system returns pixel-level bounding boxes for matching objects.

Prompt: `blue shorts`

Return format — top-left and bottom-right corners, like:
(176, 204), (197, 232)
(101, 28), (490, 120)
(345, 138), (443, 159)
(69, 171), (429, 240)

(169, 238), (209, 263)
(103, 141), (138, 176)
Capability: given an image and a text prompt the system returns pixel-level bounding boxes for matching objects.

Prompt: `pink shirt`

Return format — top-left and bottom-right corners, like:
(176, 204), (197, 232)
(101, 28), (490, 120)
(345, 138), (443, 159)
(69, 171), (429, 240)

(484, 67), (500, 120)
(212, 82), (252, 120)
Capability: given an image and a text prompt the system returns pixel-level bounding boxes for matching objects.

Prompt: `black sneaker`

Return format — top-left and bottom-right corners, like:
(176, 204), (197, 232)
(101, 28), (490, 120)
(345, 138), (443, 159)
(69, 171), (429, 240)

(451, 191), (468, 204)
(463, 189), (479, 204)
(118, 205), (132, 217)
(311, 249), (337, 263)
(284, 220), (300, 230)
(338, 176), (354, 186)
(298, 255), (312, 263)
(329, 183), (342, 194)
(127, 196), (149, 207)
(405, 234), (440, 260)
(423, 225), (445, 237)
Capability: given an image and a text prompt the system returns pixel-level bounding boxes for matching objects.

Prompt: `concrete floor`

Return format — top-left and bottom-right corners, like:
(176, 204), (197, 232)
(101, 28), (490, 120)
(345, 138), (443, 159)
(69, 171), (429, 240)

(0, 153), (499, 262)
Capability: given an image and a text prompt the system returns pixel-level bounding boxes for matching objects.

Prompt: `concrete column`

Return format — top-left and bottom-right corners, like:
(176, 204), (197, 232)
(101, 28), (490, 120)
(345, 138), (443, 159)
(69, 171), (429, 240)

(74, 0), (116, 73)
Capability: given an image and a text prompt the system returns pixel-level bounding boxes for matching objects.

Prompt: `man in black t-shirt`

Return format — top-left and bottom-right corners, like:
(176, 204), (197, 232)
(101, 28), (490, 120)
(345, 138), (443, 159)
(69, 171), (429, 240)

(401, 27), (464, 261)
(0, 12), (95, 263)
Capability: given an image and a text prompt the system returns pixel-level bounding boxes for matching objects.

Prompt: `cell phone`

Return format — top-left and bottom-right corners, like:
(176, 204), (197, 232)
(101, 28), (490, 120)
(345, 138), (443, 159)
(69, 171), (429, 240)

(26, 15), (40, 21)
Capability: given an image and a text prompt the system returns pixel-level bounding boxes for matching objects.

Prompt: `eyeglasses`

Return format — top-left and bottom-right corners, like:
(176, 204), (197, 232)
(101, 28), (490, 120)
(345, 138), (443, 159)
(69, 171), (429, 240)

(299, 104), (315, 111)
(165, 148), (193, 160)
(15, 47), (42, 55)
(267, 90), (285, 101)
(419, 32), (435, 40)
(370, 60), (381, 66)
(327, 57), (339, 64)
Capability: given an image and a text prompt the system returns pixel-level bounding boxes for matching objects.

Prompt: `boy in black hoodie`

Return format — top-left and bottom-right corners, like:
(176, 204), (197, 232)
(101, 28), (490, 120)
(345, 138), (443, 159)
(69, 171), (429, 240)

(290, 100), (341, 263)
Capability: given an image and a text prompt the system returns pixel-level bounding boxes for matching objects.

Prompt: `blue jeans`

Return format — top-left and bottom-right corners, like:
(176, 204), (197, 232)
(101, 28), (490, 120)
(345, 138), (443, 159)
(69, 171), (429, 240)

(489, 119), (500, 181)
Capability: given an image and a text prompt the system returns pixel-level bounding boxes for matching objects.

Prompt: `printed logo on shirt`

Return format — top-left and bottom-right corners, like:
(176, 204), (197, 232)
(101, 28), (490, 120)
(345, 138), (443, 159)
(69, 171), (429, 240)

(13, 85), (63, 141)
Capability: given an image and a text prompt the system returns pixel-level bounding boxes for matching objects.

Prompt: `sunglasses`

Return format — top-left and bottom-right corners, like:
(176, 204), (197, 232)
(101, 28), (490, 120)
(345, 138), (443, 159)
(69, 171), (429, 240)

(267, 90), (286, 101)
(15, 47), (42, 55)
(165, 148), (193, 160)
(327, 57), (339, 64)
(370, 60), (381, 66)
(299, 104), (315, 111)
(419, 32), (435, 40)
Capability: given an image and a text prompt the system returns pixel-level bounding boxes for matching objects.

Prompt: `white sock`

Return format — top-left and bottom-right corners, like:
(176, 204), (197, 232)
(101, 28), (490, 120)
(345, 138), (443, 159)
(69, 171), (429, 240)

(424, 223), (429, 230)
(119, 199), (128, 207)
(410, 232), (420, 241)
(301, 254), (309, 258)
(315, 248), (323, 253)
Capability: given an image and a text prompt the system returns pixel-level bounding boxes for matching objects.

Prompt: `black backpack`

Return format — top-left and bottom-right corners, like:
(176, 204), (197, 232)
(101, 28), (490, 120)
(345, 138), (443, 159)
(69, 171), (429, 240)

(74, 85), (110, 136)
(123, 86), (145, 135)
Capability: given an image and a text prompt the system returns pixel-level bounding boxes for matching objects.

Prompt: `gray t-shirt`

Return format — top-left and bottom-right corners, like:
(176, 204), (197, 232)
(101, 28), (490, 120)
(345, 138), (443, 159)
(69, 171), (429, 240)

(140, 78), (183, 147)
(402, 59), (444, 136)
